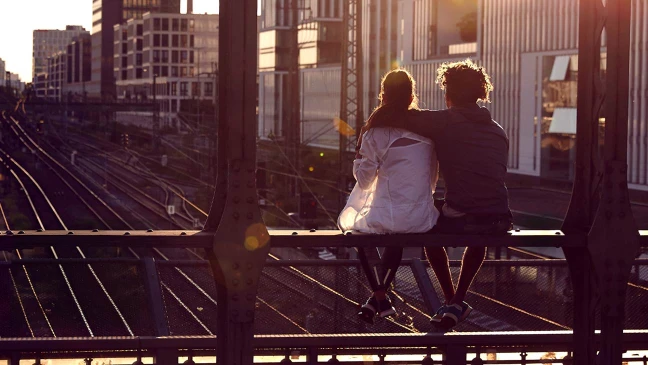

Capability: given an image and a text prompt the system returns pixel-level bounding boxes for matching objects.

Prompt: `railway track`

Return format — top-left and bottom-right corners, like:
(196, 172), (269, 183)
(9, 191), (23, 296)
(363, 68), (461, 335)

(53, 122), (591, 331)
(7, 110), (647, 334)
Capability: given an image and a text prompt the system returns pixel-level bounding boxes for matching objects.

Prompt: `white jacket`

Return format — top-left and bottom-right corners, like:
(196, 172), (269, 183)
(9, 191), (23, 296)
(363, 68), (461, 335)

(338, 128), (440, 233)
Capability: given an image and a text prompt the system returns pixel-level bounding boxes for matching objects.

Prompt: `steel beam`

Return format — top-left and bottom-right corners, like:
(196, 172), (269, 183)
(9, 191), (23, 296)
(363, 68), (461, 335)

(588, 0), (640, 363)
(410, 259), (443, 315)
(338, 0), (364, 210)
(205, 0), (269, 364)
(561, 1), (606, 361)
(0, 331), (647, 352)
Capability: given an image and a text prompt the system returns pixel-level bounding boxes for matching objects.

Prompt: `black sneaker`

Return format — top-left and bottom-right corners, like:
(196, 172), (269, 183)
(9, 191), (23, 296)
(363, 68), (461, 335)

(358, 296), (397, 324)
(376, 296), (396, 318)
(358, 296), (379, 324)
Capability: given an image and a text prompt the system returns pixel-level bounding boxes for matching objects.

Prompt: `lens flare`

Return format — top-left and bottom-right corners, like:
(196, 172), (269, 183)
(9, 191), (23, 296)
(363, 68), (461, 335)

(333, 117), (356, 137)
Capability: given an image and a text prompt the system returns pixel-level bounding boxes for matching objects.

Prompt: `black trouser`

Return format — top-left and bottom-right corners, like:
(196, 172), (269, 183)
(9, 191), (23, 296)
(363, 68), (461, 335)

(356, 200), (512, 293)
(356, 246), (403, 292)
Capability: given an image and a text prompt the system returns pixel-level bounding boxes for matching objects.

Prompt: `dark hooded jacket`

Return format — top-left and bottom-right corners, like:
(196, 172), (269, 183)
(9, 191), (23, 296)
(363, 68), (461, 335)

(370, 105), (510, 215)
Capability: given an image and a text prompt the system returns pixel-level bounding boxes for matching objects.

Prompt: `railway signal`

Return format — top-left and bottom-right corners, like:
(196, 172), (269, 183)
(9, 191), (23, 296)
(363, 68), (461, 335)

(120, 133), (130, 147)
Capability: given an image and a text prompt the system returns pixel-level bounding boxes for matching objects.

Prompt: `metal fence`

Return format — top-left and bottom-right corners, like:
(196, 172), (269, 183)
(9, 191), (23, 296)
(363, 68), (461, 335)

(2, 256), (648, 340)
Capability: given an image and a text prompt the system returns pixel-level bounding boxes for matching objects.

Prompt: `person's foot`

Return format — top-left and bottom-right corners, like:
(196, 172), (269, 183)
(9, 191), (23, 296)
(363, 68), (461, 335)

(376, 295), (396, 318)
(430, 305), (448, 324)
(358, 295), (396, 324)
(439, 301), (472, 330)
(358, 296), (379, 324)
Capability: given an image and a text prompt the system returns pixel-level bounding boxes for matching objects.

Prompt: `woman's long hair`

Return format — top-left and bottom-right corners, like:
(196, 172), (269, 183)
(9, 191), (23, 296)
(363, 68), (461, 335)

(364, 69), (419, 130)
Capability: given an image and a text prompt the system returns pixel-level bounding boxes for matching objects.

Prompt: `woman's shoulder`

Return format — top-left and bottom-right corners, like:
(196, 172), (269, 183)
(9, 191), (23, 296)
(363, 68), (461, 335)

(365, 127), (432, 145)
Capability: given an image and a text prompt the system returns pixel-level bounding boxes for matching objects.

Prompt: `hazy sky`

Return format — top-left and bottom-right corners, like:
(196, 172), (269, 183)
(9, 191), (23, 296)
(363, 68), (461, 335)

(0, 0), (220, 82)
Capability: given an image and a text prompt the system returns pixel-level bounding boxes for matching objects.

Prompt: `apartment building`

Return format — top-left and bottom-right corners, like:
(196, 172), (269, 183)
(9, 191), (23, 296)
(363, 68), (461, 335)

(43, 34), (93, 102)
(32, 25), (88, 89)
(90, 0), (181, 100)
(113, 12), (219, 130)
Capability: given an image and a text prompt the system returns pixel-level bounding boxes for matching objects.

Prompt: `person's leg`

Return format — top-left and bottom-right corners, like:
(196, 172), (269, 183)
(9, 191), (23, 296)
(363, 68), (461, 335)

(424, 246), (455, 303)
(376, 246), (403, 298)
(356, 246), (388, 323)
(355, 247), (382, 291)
(450, 246), (486, 304)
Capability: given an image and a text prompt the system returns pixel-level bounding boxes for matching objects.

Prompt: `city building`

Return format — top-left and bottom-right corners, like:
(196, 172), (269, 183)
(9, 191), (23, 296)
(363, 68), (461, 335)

(258, 0), (346, 146)
(258, 0), (648, 191)
(0, 58), (5, 85)
(46, 51), (66, 100)
(43, 34), (92, 102)
(65, 34), (93, 100)
(90, 0), (181, 100)
(395, 0), (648, 190)
(32, 26), (88, 85)
(113, 12), (219, 130)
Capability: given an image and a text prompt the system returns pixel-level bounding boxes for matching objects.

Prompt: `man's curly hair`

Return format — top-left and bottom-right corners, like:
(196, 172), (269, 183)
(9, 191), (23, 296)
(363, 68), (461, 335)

(436, 59), (493, 105)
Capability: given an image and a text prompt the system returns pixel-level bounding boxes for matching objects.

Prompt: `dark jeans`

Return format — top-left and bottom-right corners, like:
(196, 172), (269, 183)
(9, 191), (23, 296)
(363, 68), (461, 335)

(357, 200), (512, 293)
(431, 199), (513, 235)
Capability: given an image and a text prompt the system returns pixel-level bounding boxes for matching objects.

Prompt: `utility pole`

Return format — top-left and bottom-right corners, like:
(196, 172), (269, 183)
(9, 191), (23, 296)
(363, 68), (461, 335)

(338, 0), (364, 210)
(286, 0), (301, 198)
(153, 73), (160, 151)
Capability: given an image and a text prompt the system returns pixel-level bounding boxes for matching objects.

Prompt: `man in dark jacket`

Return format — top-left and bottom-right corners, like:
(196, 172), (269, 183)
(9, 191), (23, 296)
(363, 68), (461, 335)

(367, 60), (512, 330)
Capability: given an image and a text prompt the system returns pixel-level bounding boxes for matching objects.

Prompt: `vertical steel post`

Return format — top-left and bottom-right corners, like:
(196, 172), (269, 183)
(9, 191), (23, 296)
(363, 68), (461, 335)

(588, 0), (640, 363)
(288, 0), (301, 197)
(205, 0), (270, 364)
(562, 1), (606, 364)
(338, 0), (364, 210)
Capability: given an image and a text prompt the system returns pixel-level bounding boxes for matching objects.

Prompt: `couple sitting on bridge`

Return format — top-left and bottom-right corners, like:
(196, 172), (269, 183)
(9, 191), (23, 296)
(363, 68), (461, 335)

(338, 60), (513, 331)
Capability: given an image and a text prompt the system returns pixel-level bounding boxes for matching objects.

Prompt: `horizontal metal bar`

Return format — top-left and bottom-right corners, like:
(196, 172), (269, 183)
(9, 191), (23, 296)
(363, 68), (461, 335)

(0, 331), (646, 353)
(4, 258), (648, 267)
(0, 230), (644, 251)
(0, 230), (212, 250)
(268, 230), (588, 248)
(0, 258), (142, 265)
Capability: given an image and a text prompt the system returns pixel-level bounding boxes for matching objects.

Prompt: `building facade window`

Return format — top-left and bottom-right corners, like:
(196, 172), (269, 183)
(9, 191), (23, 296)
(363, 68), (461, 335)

(180, 82), (188, 96)
(172, 50), (179, 63)
(192, 82), (200, 97)
(153, 50), (160, 62)
(170, 82), (177, 95)
(180, 51), (188, 63)
(204, 82), (213, 96)
(161, 50), (168, 62)
(161, 34), (169, 47)
(180, 34), (188, 47)
(180, 67), (187, 77)
(172, 34), (179, 47)
(171, 66), (178, 76)
(181, 19), (188, 31)
(172, 18), (179, 31)
(162, 18), (169, 31)
(171, 99), (177, 111)
(153, 34), (160, 46)
(153, 18), (161, 31)
(161, 66), (169, 77)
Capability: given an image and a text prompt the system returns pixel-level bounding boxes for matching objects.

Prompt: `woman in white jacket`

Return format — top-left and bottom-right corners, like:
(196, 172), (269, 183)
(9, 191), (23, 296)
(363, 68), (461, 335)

(338, 69), (440, 323)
